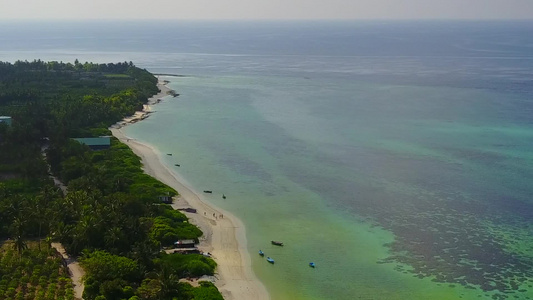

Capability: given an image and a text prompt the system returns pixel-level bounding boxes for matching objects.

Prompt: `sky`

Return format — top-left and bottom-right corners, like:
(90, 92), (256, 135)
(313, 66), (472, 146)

(0, 0), (532, 20)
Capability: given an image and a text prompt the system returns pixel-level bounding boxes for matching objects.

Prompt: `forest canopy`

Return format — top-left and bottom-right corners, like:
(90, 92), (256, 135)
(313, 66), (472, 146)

(0, 60), (220, 300)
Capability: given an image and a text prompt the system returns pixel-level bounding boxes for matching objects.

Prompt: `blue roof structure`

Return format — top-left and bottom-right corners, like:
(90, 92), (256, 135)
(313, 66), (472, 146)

(0, 116), (12, 126)
(73, 136), (111, 150)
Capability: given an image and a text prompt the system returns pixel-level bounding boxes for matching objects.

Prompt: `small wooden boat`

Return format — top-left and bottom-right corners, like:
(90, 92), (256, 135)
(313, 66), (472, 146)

(309, 262), (316, 268)
(167, 153), (172, 156)
(203, 190), (213, 194)
(259, 250), (264, 256)
(266, 257), (275, 264)
(271, 241), (284, 246)
(222, 194), (226, 199)
(174, 164), (180, 167)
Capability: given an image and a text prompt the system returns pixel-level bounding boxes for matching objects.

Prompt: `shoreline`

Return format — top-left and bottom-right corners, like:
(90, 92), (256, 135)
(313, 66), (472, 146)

(115, 80), (172, 126)
(111, 80), (270, 300)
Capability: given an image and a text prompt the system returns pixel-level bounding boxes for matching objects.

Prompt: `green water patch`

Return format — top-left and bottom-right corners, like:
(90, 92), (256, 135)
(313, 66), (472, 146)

(375, 139), (463, 165)
(289, 133), (533, 299)
(365, 181), (533, 299)
(126, 75), (533, 299)
(367, 121), (533, 298)
(431, 122), (533, 138)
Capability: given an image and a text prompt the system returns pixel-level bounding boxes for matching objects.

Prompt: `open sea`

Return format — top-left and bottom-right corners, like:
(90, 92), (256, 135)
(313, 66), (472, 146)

(1, 20), (532, 299)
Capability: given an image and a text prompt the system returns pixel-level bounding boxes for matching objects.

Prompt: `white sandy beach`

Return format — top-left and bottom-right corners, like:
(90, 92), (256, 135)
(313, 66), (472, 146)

(111, 80), (269, 300)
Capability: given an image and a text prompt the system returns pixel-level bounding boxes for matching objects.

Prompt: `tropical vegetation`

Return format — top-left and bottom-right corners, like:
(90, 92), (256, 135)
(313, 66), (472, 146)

(0, 60), (221, 299)
(0, 241), (74, 300)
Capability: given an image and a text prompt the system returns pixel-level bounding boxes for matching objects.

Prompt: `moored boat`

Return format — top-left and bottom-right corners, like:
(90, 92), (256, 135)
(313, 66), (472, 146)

(259, 250), (264, 256)
(309, 262), (316, 268)
(203, 190), (213, 194)
(267, 257), (275, 264)
(271, 240), (284, 246)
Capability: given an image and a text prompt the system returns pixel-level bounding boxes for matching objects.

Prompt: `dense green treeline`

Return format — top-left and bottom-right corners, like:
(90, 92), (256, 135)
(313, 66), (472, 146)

(0, 60), (222, 300)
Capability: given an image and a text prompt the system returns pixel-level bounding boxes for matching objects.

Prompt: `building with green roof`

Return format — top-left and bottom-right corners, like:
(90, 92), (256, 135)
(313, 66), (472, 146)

(0, 116), (12, 126)
(73, 136), (111, 150)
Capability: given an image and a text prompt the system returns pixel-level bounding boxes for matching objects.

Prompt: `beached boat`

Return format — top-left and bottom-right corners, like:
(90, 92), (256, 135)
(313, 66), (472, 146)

(203, 190), (213, 194)
(259, 250), (264, 256)
(309, 262), (316, 268)
(267, 257), (275, 264)
(271, 241), (284, 246)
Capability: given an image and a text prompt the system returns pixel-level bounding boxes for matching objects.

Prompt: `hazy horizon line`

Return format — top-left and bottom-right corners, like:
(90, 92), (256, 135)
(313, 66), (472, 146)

(1, 18), (533, 23)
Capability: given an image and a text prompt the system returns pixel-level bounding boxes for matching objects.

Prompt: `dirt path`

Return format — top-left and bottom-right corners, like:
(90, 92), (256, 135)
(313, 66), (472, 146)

(51, 243), (85, 300)
(41, 145), (67, 194)
(42, 147), (83, 298)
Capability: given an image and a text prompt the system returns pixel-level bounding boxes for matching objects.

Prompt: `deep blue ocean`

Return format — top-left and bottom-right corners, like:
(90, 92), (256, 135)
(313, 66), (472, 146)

(1, 20), (532, 299)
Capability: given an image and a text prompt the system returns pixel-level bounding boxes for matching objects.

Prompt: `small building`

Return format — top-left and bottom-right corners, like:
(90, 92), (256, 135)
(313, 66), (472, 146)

(159, 196), (173, 204)
(0, 116), (12, 126)
(172, 239), (199, 253)
(174, 239), (197, 249)
(73, 136), (111, 150)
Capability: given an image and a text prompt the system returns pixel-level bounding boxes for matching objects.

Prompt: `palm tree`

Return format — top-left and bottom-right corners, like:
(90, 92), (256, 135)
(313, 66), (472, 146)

(70, 215), (95, 254)
(10, 216), (28, 257)
(5, 195), (29, 258)
(157, 264), (180, 299)
(104, 226), (124, 253)
(33, 186), (59, 250)
(12, 235), (27, 256)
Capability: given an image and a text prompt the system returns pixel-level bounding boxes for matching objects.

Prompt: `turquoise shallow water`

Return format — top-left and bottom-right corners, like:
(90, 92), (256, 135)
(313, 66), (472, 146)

(1, 20), (532, 300)
(123, 74), (533, 300)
